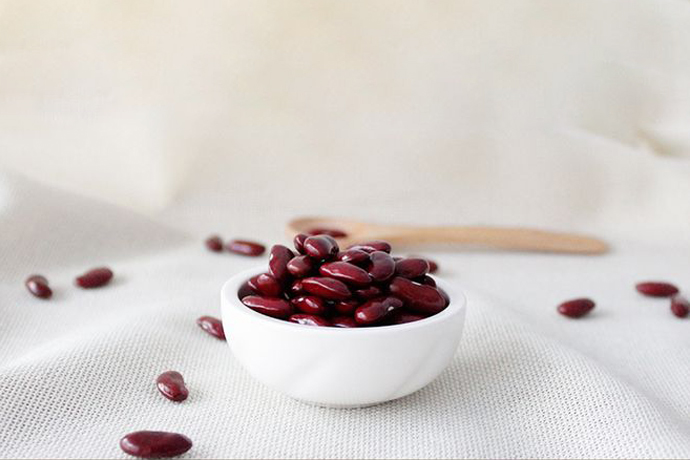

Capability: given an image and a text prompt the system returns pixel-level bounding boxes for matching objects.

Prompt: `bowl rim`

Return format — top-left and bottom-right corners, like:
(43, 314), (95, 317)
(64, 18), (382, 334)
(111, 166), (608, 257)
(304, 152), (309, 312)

(221, 266), (466, 335)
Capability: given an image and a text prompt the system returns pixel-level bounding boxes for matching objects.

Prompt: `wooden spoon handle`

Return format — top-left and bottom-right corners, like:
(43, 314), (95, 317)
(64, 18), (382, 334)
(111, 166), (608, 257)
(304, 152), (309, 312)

(384, 226), (608, 254)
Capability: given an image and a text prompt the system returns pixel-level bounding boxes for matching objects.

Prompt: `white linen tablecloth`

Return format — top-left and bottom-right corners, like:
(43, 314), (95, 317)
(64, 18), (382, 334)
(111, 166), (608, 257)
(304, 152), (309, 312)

(1, 1), (690, 458)
(2, 171), (689, 459)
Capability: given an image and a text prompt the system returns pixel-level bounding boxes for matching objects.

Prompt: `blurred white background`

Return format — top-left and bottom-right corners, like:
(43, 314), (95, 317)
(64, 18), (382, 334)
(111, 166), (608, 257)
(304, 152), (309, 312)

(1, 0), (689, 245)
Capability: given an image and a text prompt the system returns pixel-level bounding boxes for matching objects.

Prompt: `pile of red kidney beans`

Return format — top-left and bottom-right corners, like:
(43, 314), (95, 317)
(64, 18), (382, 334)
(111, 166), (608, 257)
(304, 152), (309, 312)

(21, 228), (688, 458)
(236, 234), (447, 328)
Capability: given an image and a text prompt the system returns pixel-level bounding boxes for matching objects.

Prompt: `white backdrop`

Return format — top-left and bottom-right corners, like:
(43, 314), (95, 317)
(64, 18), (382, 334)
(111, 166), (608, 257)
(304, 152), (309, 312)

(1, 1), (690, 458)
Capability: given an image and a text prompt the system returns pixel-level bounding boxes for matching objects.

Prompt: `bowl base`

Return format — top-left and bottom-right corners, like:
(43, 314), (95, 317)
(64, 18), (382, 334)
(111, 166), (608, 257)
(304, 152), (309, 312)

(292, 397), (387, 409)
(291, 391), (415, 409)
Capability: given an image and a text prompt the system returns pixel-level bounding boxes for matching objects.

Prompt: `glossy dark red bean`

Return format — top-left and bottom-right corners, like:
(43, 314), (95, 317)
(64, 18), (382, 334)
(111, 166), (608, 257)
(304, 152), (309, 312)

(417, 275), (436, 287)
(75, 267), (113, 288)
(156, 371), (189, 402)
(302, 277), (351, 300)
(438, 286), (450, 307)
(27, 274), (48, 284)
(410, 255), (438, 273)
(289, 279), (305, 296)
(303, 235), (339, 260)
(337, 249), (370, 265)
(557, 298), (595, 318)
(331, 316), (358, 328)
(367, 251), (395, 282)
(237, 281), (255, 300)
(427, 259), (439, 273)
(289, 314), (331, 327)
(247, 275), (260, 292)
(635, 281), (679, 297)
(671, 294), (689, 318)
(354, 296), (403, 325)
(242, 295), (293, 319)
(293, 233), (308, 254)
(252, 273), (283, 297)
(205, 235), (223, 252)
(25, 274), (52, 299)
(389, 277), (446, 315)
(196, 316), (226, 340)
(395, 258), (430, 279)
(286, 255), (314, 278)
(347, 240), (391, 253)
(120, 431), (192, 458)
(354, 285), (383, 300)
(268, 245), (294, 282)
(226, 239), (266, 257)
(388, 310), (426, 324)
(288, 279), (307, 297)
(319, 261), (372, 287)
(307, 227), (348, 238)
(291, 296), (327, 315)
(334, 299), (360, 315)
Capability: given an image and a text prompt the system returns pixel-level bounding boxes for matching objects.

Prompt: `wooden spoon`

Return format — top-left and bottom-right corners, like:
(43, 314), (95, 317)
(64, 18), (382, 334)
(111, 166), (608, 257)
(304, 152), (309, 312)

(286, 217), (608, 254)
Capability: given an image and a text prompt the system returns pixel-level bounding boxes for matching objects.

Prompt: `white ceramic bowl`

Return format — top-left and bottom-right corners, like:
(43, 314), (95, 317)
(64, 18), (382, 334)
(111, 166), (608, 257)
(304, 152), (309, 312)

(220, 267), (467, 408)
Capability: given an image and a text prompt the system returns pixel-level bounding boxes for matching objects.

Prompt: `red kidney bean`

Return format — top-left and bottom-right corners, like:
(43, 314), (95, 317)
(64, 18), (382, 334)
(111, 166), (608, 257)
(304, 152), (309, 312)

(293, 233), (308, 254)
(635, 281), (679, 297)
(252, 273), (283, 297)
(670, 294), (689, 318)
(302, 277), (351, 300)
(268, 245), (294, 282)
(289, 279), (305, 296)
(367, 251), (395, 282)
(303, 235), (339, 260)
(237, 281), (255, 300)
(289, 314), (331, 327)
(354, 296), (403, 325)
(354, 285), (383, 300)
(205, 235), (223, 252)
(389, 277), (446, 315)
(410, 255), (438, 273)
(337, 248), (370, 265)
(75, 267), (113, 288)
(395, 258), (430, 279)
(247, 275), (260, 292)
(347, 240), (392, 253)
(331, 316), (358, 328)
(196, 316), (226, 340)
(557, 298), (595, 318)
(242, 295), (293, 319)
(438, 286), (450, 307)
(334, 299), (359, 315)
(291, 295), (327, 315)
(307, 227), (348, 238)
(25, 274), (52, 299)
(247, 273), (282, 297)
(156, 371), (189, 402)
(226, 239), (265, 256)
(417, 275), (436, 287)
(286, 255), (314, 278)
(388, 310), (426, 324)
(120, 431), (192, 458)
(319, 261), (372, 286)
(427, 259), (439, 273)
